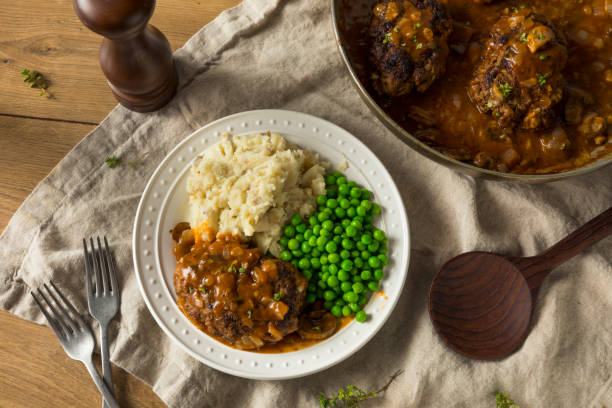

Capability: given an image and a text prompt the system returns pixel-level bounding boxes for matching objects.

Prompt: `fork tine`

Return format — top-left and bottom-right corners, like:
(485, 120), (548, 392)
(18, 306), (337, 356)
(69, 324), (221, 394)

(37, 288), (72, 338)
(97, 236), (109, 294)
(83, 238), (94, 297)
(31, 292), (66, 340)
(104, 236), (119, 295)
(43, 283), (79, 333)
(90, 237), (102, 296)
(49, 281), (87, 329)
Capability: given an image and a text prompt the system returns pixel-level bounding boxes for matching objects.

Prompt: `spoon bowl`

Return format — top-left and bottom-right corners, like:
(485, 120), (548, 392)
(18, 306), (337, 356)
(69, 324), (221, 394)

(429, 252), (532, 360)
(429, 207), (611, 360)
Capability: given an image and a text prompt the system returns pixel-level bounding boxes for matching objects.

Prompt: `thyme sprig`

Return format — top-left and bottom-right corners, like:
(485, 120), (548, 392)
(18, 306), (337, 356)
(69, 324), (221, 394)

(21, 68), (54, 98)
(318, 369), (403, 407)
(105, 152), (149, 169)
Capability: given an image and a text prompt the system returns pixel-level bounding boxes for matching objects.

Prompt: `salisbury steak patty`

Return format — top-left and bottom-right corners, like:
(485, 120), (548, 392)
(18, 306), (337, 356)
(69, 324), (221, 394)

(172, 224), (307, 350)
(468, 8), (567, 130)
(369, 0), (452, 97)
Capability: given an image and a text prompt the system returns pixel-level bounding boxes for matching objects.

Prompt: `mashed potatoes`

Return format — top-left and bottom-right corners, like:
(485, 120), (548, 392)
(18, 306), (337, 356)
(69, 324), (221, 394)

(187, 132), (326, 255)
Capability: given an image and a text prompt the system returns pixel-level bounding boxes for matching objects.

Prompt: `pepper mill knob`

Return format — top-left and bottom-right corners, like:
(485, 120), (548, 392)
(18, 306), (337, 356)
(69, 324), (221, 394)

(74, 0), (178, 112)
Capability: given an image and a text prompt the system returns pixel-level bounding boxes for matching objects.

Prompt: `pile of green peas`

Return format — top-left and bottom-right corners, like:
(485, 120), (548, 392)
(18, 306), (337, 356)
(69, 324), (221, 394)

(278, 171), (388, 323)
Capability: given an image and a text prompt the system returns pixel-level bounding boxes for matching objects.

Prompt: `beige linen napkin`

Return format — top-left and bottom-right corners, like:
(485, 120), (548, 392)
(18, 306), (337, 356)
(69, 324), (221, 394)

(2, 0), (611, 406)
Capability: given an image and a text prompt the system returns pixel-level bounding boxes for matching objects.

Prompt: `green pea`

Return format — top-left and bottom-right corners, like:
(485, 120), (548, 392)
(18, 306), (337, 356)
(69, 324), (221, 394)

(323, 300), (333, 310)
(339, 198), (351, 209)
(342, 306), (352, 317)
(356, 206), (367, 217)
(361, 250), (371, 260)
(368, 281), (379, 291)
(291, 214), (302, 226)
(316, 195), (326, 206)
(327, 275), (339, 287)
(341, 219), (351, 228)
(345, 225), (357, 237)
(335, 298), (345, 306)
(318, 280), (327, 289)
(306, 293), (316, 303)
(284, 225), (296, 238)
(360, 189), (371, 200)
(338, 270), (350, 281)
(292, 249), (303, 258)
(341, 259), (353, 271)
(303, 270), (312, 280)
(349, 302), (361, 313)
(352, 282), (365, 294)
(323, 290), (336, 301)
(310, 257), (321, 269)
(340, 239), (353, 250)
(340, 249), (350, 259)
(307, 236), (317, 247)
(311, 248), (321, 258)
(336, 176), (347, 185)
(368, 256), (381, 268)
(291, 260), (299, 268)
(351, 250), (361, 259)
(326, 187), (338, 198)
(378, 244), (387, 254)
(313, 225), (322, 236)
(364, 215), (373, 223)
(360, 270), (372, 280)
(346, 207), (356, 218)
(373, 229), (385, 241)
(352, 275), (362, 283)
(298, 258), (311, 270)
(304, 229), (313, 239)
(350, 187), (361, 198)
(351, 219), (363, 230)
(378, 254), (388, 266)
(374, 269), (384, 280)
(367, 241), (380, 252)
(371, 203), (381, 214)
(325, 174), (337, 185)
(347, 181), (357, 188)
(350, 198), (360, 207)
(355, 311), (367, 323)
(280, 237), (289, 248)
(295, 235), (304, 243)
(322, 220), (334, 231)
(333, 236), (342, 245)
(328, 264), (339, 274)
(280, 250), (292, 261)
(321, 271), (329, 281)
(301, 242), (311, 253)
(340, 281), (352, 292)
(325, 241), (338, 253)
(334, 207), (346, 218)
(320, 228), (331, 237)
(360, 200), (372, 210)
(288, 239), (299, 250)
(338, 184), (350, 196)
(328, 253), (340, 264)
(356, 241), (366, 251)
(309, 215), (318, 226)
(331, 305), (342, 317)
(354, 257), (364, 268)
(358, 294), (367, 305)
(332, 170), (343, 178)
(326, 198), (338, 209)
(316, 236), (328, 247)
(333, 225), (344, 235)
(361, 234), (372, 245)
(317, 211), (330, 222)
(321, 265), (329, 273)
(320, 254), (329, 265)
(345, 291), (358, 303)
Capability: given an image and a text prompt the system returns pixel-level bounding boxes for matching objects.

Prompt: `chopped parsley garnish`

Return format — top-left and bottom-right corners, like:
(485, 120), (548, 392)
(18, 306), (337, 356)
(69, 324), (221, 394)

(400, 42), (406, 47)
(416, 43), (423, 49)
(105, 156), (121, 168)
(486, 101), (494, 108)
(313, 325), (322, 332)
(414, 22), (421, 29)
(199, 286), (208, 294)
(189, 287), (194, 294)
(247, 310), (253, 318)
(382, 32), (392, 44)
(412, 34), (417, 42)
(536, 34), (546, 40)
(393, 27), (398, 32)
(498, 83), (513, 98)
(495, 392), (519, 408)
(228, 265), (236, 273)
(274, 292), (285, 301)
(519, 32), (528, 42)
(539, 54), (549, 60)
(239, 267), (245, 273)
(512, 7), (519, 13)
(536, 72), (550, 86)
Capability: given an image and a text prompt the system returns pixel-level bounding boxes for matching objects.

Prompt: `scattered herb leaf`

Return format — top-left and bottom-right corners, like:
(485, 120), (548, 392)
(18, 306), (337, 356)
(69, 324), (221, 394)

(393, 27), (398, 33)
(539, 54), (549, 60)
(105, 152), (149, 169)
(486, 101), (494, 108)
(416, 43), (423, 49)
(189, 287), (194, 294)
(247, 309), (253, 318)
(414, 22), (421, 29)
(199, 286), (208, 294)
(400, 42), (407, 47)
(239, 267), (246, 273)
(21, 68), (54, 98)
(519, 32), (528, 42)
(318, 370), (403, 408)
(536, 72), (550, 86)
(496, 392), (520, 408)
(274, 292), (285, 301)
(498, 83), (513, 98)
(382, 32), (392, 44)
(412, 34), (417, 43)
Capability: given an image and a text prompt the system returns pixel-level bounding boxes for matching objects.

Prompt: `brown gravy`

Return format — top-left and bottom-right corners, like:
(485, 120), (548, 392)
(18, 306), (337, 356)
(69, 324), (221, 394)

(339, 0), (612, 174)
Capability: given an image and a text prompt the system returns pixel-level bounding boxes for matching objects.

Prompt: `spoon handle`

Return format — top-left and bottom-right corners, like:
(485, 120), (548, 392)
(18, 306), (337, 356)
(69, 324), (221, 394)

(516, 206), (612, 291)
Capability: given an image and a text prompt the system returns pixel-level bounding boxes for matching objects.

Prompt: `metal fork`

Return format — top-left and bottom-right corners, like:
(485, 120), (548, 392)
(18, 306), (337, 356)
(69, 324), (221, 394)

(31, 282), (120, 408)
(83, 237), (120, 408)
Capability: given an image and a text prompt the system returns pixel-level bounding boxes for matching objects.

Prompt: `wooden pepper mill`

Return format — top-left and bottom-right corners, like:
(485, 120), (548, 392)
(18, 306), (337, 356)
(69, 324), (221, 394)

(74, 0), (178, 112)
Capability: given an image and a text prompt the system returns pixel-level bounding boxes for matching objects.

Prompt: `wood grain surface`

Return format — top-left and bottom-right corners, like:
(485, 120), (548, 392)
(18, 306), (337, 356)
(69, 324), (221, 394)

(0, 0), (240, 406)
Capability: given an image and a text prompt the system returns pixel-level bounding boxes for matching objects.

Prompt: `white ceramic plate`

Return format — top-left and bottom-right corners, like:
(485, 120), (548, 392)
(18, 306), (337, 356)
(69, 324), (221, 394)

(133, 110), (410, 380)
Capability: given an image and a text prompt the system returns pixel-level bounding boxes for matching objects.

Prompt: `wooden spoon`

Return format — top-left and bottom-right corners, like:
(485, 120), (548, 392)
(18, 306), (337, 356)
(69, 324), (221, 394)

(429, 207), (612, 360)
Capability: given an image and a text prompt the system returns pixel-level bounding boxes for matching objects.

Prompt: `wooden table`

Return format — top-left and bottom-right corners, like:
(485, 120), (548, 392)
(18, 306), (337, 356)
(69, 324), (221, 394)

(0, 1), (240, 406)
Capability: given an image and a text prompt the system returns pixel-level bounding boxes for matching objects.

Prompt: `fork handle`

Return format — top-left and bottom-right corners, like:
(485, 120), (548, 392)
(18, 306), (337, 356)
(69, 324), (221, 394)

(100, 323), (115, 408)
(83, 359), (121, 408)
